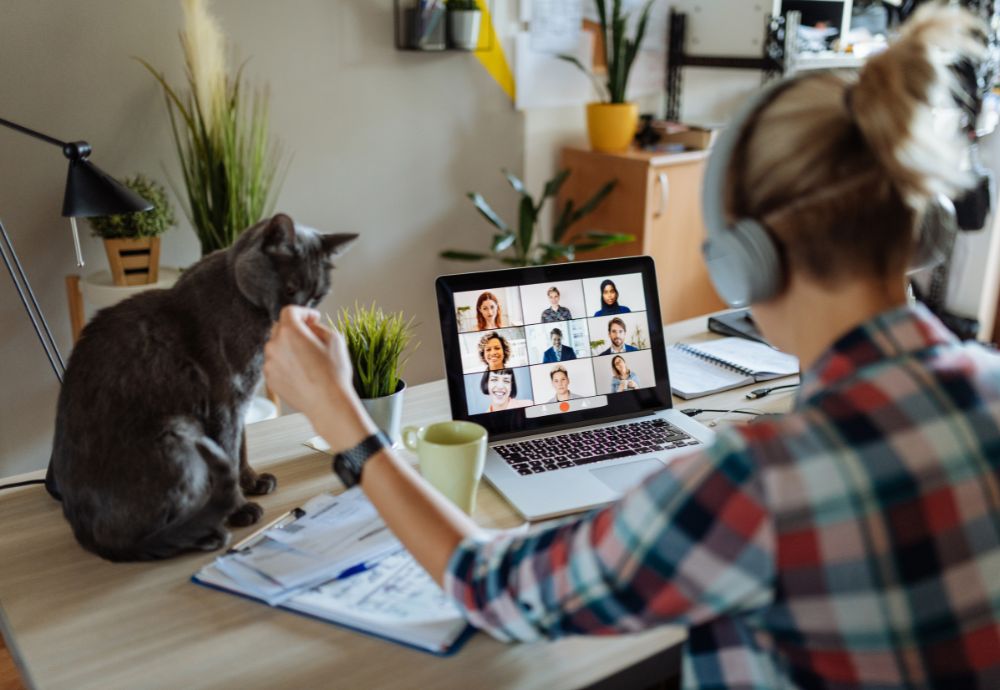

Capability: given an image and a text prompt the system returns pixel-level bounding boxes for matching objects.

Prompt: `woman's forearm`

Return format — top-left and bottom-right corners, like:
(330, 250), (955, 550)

(361, 449), (484, 586)
(308, 389), (485, 587)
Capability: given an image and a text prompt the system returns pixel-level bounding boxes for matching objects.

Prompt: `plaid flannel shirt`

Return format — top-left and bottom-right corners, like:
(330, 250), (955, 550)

(444, 303), (1000, 689)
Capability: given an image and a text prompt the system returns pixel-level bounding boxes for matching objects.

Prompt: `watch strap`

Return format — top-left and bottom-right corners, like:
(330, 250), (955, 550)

(331, 430), (391, 487)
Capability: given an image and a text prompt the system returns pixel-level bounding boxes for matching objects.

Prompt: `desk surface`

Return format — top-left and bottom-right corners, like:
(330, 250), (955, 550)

(0, 314), (798, 690)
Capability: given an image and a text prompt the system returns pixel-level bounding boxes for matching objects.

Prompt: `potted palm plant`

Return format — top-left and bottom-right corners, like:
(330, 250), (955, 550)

(441, 168), (631, 266)
(446, 0), (481, 50)
(138, 0), (283, 256)
(87, 174), (176, 286)
(335, 303), (418, 446)
(561, 0), (655, 152)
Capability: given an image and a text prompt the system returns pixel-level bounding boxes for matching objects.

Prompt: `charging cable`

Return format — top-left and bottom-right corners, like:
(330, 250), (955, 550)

(681, 407), (763, 427)
(745, 383), (800, 400)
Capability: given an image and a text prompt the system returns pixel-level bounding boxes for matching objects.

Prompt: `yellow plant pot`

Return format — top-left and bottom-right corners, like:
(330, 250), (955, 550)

(586, 102), (639, 153)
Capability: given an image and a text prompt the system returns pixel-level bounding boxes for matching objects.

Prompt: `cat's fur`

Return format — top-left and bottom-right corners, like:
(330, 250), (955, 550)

(47, 214), (356, 561)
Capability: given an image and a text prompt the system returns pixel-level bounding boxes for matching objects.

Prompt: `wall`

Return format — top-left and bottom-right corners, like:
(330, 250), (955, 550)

(0, 0), (523, 478)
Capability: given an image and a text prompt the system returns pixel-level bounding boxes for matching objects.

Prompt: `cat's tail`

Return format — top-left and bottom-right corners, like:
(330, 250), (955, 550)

(97, 433), (242, 562)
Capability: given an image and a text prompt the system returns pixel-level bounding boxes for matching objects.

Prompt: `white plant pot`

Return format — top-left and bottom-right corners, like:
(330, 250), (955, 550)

(360, 380), (406, 447)
(448, 10), (481, 50)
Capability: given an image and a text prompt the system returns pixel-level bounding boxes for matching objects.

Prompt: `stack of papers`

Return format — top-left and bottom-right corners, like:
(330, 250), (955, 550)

(193, 488), (472, 655)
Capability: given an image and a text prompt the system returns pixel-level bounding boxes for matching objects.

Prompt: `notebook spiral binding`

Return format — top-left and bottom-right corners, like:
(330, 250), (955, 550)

(673, 343), (755, 377)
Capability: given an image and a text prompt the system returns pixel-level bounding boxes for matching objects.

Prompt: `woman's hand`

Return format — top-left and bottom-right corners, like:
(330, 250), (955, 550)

(264, 306), (376, 449)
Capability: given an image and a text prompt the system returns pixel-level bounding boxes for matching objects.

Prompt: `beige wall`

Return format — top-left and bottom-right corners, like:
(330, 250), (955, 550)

(0, 0), (523, 477)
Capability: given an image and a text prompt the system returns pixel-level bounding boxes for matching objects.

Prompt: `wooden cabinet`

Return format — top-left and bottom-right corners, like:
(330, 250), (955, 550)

(557, 146), (725, 325)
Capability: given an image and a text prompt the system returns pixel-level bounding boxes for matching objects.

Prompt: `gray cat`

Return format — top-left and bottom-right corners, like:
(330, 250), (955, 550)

(47, 214), (356, 561)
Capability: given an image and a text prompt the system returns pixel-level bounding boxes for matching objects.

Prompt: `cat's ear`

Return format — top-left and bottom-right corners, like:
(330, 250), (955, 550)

(262, 214), (297, 257)
(321, 233), (359, 258)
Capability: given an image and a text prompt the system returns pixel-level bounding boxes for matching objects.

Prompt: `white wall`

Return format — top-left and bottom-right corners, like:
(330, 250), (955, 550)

(0, 0), (523, 478)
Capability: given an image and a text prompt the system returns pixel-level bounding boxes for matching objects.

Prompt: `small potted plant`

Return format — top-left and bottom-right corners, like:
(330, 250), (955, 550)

(335, 303), (418, 445)
(561, 0), (655, 152)
(87, 174), (176, 286)
(441, 168), (632, 266)
(446, 0), (481, 50)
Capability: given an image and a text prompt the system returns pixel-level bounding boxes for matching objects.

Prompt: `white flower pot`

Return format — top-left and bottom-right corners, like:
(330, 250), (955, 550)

(448, 10), (481, 50)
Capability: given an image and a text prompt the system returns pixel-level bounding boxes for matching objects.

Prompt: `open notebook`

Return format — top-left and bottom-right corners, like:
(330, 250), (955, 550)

(668, 337), (799, 399)
(193, 489), (472, 656)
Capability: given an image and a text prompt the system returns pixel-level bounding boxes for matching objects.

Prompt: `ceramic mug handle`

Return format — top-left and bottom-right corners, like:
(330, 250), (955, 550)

(402, 425), (421, 452)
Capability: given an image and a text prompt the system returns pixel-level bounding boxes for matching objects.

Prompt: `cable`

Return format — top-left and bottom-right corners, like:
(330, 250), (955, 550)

(745, 383), (800, 400)
(681, 407), (764, 427)
(681, 407), (762, 417)
(0, 479), (46, 492)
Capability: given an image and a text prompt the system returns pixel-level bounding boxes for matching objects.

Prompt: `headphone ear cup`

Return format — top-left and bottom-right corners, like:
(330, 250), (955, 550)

(909, 196), (957, 274)
(703, 219), (783, 307)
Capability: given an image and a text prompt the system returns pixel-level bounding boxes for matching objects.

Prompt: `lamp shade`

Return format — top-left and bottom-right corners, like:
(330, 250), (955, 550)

(62, 158), (152, 218)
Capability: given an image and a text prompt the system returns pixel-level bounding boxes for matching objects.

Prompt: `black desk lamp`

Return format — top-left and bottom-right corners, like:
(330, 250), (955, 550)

(0, 116), (152, 383)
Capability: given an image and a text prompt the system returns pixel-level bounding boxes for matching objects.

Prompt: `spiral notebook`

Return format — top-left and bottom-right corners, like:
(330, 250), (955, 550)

(192, 489), (473, 656)
(668, 337), (799, 399)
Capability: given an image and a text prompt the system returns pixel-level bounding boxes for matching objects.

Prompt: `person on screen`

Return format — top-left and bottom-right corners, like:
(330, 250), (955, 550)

(480, 369), (532, 412)
(592, 279), (631, 316)
(599, 318), (638, 355)
(541, 327), (576, 363)
(475, 291), (504, 331)
(540, 286), (572, 322)
(265, 12), (1000, 686)
(545, 365), (582, 403)
(609, 355), (639, 393)
(477, 332), (510, 371)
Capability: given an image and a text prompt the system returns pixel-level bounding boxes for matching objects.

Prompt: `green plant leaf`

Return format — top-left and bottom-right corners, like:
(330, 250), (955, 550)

(502, 169), (526, 196)
(570, 179), (617, 223)
(440, 250), (492, 261)
(517, 196), (536, 262)
(492, 232), (516, 252)
(541, 169), (571, 202)
(467, 192), (509, 232)
(553, 199), (576, 242)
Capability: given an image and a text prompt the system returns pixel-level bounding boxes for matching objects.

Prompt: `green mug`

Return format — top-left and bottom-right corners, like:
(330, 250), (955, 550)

(403, 421), (487, 514)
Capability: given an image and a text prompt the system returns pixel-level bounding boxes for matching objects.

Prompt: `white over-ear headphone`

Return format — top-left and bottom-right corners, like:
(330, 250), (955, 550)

(701, 77), (969, 308)
(700, 81), (795, 308)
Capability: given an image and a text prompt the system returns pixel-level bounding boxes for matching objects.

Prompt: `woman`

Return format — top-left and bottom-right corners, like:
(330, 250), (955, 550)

(476, 331), (509, 371)
(264, 8), (1000, 687)
(592, 279), (630, 316)
(608, 355), (638, 393)
(475, 291), (503, 331)
(480, 368), (532, 412)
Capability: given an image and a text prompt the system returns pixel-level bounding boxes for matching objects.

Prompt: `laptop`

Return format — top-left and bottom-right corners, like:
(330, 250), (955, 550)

(435, 256), (716, 520)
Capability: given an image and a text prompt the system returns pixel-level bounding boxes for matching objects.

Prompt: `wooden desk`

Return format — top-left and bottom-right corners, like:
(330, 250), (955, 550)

(0, 315), (797, 690)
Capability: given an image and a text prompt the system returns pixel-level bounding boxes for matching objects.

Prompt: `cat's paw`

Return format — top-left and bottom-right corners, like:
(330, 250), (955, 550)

(242, 472), (278, 496)
(194, 527), (231, 552)
(227, 502), (264, 527)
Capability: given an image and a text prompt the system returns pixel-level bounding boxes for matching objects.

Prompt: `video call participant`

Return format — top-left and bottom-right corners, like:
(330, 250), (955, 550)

(609, 355), (638, 393)
(541, 327), (576, 363)
(540, 286), (572, 322)
(475, 291), (504, 331)
(477, 331), (510, 371)
(480, 369), (531, 412)
(599, 317), (638, 355)
(545, 365), (582, 403)
(592, 279), (631, 316)
(264, 10), (1000, 687)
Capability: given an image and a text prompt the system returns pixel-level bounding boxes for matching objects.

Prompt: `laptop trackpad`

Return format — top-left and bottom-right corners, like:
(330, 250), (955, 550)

(590, 458), (665, 494)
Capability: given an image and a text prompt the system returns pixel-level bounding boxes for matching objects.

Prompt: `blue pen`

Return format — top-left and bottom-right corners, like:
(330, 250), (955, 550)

(335, 560), (378, 580)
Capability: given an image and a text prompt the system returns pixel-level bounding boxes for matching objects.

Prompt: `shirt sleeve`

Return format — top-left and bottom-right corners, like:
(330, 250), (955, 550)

(443, 430), (775, 642)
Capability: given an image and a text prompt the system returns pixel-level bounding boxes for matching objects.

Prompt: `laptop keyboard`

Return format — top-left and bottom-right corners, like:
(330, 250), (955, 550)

(494, 419), (701, 476)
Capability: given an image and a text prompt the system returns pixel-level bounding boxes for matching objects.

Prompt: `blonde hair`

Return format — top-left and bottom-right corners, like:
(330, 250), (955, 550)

(727, 4), (986, 284)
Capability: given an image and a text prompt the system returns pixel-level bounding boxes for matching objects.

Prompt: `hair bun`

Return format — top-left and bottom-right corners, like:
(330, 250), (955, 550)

(852, 4), (987, 206)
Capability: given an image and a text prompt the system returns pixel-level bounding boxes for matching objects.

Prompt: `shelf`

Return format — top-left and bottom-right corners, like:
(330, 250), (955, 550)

(393, 1), (494, 52)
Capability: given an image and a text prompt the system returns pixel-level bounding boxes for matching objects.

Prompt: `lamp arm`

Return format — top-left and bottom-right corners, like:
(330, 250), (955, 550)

(0, 117), (91, 161)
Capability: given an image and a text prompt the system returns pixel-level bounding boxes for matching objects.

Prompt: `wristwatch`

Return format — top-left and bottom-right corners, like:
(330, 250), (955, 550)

(331, 430), (391, 488)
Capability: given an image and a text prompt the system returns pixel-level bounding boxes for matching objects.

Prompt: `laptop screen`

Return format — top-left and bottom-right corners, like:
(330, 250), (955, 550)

(436, 257), (673, 439)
